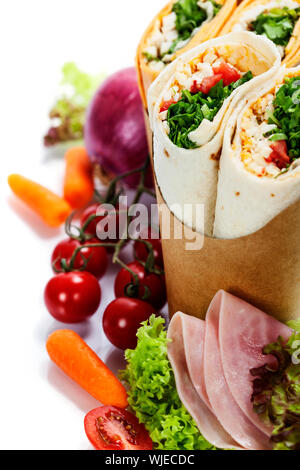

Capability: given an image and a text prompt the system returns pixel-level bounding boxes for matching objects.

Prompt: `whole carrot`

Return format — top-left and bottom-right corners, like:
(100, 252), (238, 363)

(46, 329), (128, 408)
(64, 147), (94, 209)
(8, 174), (72, 228)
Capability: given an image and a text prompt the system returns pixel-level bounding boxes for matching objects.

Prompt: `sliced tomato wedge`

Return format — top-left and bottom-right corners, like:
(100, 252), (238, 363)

(194, 74), (223, 95)
(84, 406), (153, 450)
(160, 99), (176, 113)
(265, 140), (290, 169)
(212, 62), (241, 86)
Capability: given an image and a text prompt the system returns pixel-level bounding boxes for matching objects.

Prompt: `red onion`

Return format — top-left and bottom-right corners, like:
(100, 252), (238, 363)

(85, 67), (152, 188)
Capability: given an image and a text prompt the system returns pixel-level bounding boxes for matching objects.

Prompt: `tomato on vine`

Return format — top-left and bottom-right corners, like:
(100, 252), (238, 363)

(80, 203), (107, 237)
(114, 261), (166, 310)
(103, 297), (156, 350)
(51, 237), (108, 280)
(44, 271), (101, 323)
(81, 203), (123, 252)
(134, 227), (164, 268)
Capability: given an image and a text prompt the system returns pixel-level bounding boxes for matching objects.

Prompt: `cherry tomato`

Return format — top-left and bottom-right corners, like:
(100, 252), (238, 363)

(115, 261), (166, 311)
(81, 203), (123, 252)
(134, 227), (164, 268)
(81, 203), (106, 237)
(84, 406), (153, 450)
(51, 238), (108, 280)
(44, 272), (101, 323)
(103, 297), (156, 350)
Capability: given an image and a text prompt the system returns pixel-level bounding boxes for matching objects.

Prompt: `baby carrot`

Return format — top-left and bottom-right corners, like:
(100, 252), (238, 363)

(63, 147), (94, 209)
(46, 329), (128, 408)
(8, 174), (72, 228)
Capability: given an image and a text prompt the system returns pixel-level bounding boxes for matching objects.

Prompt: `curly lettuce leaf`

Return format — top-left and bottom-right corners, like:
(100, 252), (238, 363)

(251, 332), (300, 450)
(119, 315), (215, 450)
(44, 62), (105, 147)
(287, 318), (300, 333)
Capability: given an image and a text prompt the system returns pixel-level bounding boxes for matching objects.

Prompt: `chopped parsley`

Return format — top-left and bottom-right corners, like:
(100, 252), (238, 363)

(250, 7), (300, 48)
(142, 51), (161, 62)
(167, 71), (253, 149)
(267, 76), (300, 160)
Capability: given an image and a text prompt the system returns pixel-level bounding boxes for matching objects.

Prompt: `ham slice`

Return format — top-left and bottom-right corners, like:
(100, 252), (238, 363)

(182, 314), (212, 412)
(204, 292), (272, 450)
(218, 291), (293, 436)
(168, 312), (241, 449)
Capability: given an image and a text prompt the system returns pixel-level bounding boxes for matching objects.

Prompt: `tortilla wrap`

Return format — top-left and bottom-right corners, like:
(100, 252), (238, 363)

(148, 32), (280, 236)
(221, 0), (300, 66)
(136, 0), (237, 108)
(214, 65), (300, 239)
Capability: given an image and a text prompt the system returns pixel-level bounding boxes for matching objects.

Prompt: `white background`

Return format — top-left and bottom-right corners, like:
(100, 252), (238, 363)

(0, 0), (164, 450)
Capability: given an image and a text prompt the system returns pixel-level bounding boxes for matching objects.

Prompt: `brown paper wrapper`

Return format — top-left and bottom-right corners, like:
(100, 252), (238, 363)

(156, 185), (300, 323)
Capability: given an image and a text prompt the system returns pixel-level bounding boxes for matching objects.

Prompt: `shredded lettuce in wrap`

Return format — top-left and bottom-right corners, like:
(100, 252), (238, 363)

(119, 315), (215, 450)
(251, 7), (300, 48)
(267, 76), (300, 160)
(167, 71), (253, 149)
(170, 0), (222, 56)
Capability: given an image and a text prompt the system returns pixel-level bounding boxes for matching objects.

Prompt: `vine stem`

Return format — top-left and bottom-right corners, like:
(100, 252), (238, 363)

(60, 156), (162, 288)
(112, 157), (151, 265)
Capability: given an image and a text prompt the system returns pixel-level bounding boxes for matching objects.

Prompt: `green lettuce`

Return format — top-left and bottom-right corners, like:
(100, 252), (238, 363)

(119, 315), (215, 450)
(287, 319), (300, 332)
(44, 62), (105, 146)
(251, 331), (300, 450)
(251, 7), (300, 48)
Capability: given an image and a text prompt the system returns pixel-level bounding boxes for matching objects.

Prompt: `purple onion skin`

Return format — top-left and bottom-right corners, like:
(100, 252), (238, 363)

(85, 67), (153, 189)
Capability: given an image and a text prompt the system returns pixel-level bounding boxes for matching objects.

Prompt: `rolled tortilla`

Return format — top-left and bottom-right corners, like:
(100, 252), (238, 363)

(214, 65), (300, 239)
(148, 32), (281, 235)
(221, 0), (300, 65)
(136, 0), (237, 108)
